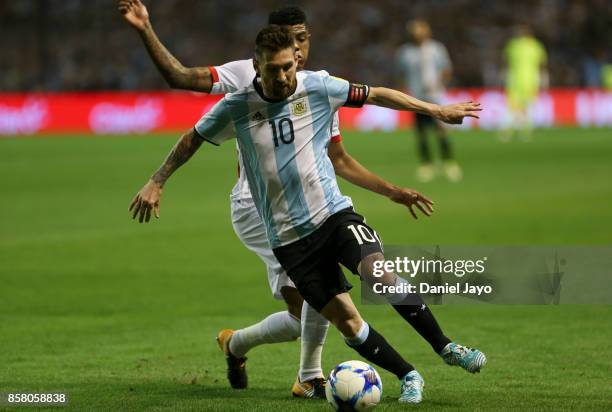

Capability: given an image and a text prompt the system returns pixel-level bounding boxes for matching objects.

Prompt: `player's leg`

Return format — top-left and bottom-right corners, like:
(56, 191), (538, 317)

(273, 223), (425, 403)
(501, 86), (520, 142)
(414, 113), (436, 182)
(333, 211), (450, 353)
(229, 200), (305, 349)
(320, 292), (424, 403)
(336, 210), (486, 373)
(225, 283), (302, 361)
(512, 102), (530, 139)
(433, 120), (463, 182)
(359, 252), (451, 352)
(221, 198), (329, 395)
(359, 252), (487, 373)
(503, 86), (533, 141)
(217, 275), (301, 391)
(518, 86), (537, 140)
(217, 199), (301, 389)
(291, 301), (329, 398)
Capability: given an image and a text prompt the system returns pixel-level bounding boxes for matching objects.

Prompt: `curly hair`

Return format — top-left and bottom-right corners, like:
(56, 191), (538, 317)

(267, 6), (307, 26)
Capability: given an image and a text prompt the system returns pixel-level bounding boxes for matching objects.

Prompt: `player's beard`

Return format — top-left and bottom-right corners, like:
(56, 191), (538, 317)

(273, 78), (297, 100)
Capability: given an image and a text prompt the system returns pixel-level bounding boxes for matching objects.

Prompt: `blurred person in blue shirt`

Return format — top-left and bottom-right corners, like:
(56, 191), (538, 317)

(396, 20), (461, 182)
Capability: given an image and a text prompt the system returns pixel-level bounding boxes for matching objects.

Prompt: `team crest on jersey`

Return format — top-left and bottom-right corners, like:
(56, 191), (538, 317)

(291, 99), (308, 117)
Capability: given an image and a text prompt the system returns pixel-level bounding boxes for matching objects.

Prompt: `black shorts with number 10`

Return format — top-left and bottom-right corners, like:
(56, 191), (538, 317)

(272, 208), (383, 312)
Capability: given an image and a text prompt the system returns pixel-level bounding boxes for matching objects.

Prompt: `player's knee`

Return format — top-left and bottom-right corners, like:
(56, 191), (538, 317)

(336, 314), (363, 337)
(358, 252), (395, 285)
(358, 252), (384, 273)
(286, 303), (302, 320)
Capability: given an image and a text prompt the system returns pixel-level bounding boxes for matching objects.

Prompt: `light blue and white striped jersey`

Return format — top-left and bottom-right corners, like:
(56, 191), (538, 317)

(396, 40), (451, 102)
(195, 70), (355, 248)
(209, 59), (342, 203)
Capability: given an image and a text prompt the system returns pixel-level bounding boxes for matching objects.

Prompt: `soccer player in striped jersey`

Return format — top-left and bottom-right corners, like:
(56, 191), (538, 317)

(120, 1), (437, 398)
(130, 25), (486, 403)
(396, 20), (462, 182)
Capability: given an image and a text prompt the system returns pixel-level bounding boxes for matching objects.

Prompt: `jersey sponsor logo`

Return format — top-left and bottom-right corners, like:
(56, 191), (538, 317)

(291, 99), (308, 117)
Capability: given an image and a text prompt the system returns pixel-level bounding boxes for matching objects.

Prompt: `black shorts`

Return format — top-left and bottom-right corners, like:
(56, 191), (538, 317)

(273, 208), (384, 312)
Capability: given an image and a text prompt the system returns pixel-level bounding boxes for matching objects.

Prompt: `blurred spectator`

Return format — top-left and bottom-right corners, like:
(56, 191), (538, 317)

(0, 0), (610, 91)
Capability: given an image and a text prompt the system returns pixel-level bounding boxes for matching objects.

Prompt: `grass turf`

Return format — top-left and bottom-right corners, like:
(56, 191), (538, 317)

(1, 128), (611, 411)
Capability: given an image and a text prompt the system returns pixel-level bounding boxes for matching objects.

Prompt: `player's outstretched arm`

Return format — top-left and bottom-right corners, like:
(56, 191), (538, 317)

(366, 87), (481, 125)
(328, 141), (433, 219)
(118, 0), (213, 92)
(129, 129), (204, 223)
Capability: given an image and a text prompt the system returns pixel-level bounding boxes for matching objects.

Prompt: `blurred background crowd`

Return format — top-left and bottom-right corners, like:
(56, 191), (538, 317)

(2, 0), (611, 92)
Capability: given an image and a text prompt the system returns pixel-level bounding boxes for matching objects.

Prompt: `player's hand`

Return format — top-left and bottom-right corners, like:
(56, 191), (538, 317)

(129, 179), (162, 223)
(118, 0), (150, 32)
(435, 101), (482, 124)
(389, 188), (434, 220)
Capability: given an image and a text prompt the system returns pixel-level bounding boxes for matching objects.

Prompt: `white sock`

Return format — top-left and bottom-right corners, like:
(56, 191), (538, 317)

(345, 321), (369, 346)
(385, 276), (412, 305)
(299, 302), (329, 382)
(229, 311), (301, 358)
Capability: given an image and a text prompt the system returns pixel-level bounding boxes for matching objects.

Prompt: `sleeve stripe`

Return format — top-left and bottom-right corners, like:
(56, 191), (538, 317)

(193, 127), (220, 146)
(209, 66), (219, 83)
(331, 134), (342, 143)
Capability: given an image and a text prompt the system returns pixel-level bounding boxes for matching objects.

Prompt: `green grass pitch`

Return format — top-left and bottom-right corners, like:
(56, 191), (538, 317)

(1, 128), (611, 411)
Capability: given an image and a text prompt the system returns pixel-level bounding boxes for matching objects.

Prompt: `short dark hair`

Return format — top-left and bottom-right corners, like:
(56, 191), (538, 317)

(267, 6), (307, 26)
(255, 25), (295, 58)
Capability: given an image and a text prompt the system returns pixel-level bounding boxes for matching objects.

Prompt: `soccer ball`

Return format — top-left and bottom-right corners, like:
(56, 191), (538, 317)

(325, 360), (383, 411)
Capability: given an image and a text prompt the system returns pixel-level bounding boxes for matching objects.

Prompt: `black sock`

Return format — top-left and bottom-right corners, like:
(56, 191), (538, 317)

(392, 300), (451, 354)
(346, 323), (414, 380)
(416, 132), (432, 163)
(438, 134), (453, 160)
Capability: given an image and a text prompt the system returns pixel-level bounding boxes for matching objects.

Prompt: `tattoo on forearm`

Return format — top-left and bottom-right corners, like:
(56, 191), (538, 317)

(139, 25), (211, 91)
(140, 27), (187, 88)
(151, 133), (203, 185)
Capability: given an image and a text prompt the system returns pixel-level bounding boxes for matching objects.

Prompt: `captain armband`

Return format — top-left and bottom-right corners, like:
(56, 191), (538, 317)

(345, 83), (370, 108)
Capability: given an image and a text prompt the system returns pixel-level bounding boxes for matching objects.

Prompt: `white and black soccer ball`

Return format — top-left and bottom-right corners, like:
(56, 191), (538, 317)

(325, 360), (383, 412)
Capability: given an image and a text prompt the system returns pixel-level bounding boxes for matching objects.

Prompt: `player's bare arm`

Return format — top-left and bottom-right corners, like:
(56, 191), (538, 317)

(129, 129), (203, 223)
(366, 87), (481, 124)
(327, 141), (433, 219)
(118, 0), (213, 92)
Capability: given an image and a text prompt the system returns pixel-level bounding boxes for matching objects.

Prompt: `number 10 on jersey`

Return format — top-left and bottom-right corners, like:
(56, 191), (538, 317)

(347, 224), (382, 245)
(269, 118), (295, 147)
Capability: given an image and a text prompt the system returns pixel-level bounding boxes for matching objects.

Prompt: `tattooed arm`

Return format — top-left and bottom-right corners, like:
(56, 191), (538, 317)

(150, 130), (204, 186)
(129, 129), (204, 223)
(118, 0), (213, 92)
